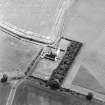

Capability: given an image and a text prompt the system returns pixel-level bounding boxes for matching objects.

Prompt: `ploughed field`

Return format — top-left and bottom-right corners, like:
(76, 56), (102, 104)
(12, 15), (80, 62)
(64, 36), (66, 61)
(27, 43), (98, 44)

(0, 82), (12, 105)
(11, 79), (103, 105)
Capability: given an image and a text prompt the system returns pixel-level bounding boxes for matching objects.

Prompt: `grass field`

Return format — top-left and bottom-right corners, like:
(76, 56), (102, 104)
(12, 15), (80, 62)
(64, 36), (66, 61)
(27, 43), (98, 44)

(62, 0), (105, 101)
(32, 59), (59, 80)
(0, 0), (64, 39)
(0, 82), (12, 105)
(0, 30), (42, 77)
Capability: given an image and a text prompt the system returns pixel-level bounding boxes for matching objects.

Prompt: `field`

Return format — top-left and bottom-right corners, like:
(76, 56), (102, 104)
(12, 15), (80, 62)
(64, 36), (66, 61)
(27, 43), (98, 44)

(0, 82), (12, 105)
(0, 0), (105, 104)
(62, 0), (105, 102)
(0, 0), (64, 40)
(11, 79), (103, 105)
(0, 30), (42, 77)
